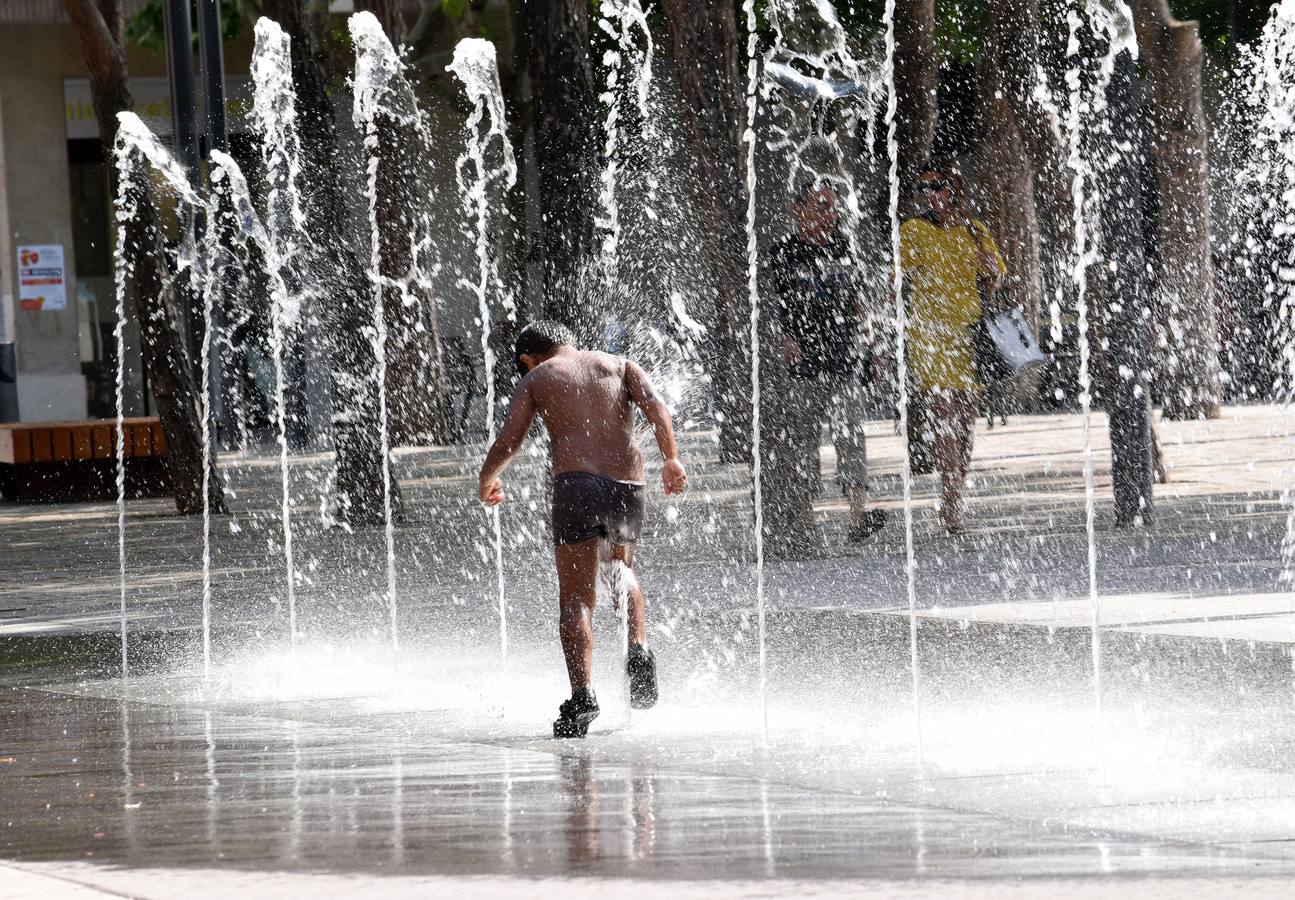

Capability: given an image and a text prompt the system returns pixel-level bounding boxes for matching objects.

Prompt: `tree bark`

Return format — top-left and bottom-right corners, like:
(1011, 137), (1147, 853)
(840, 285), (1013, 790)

(1131, 0), (1222, 419)
(660, 0), (751, 462)
(260, 0), (403, 524)
(359, 7), (450, 446)
(64, 0), (225, 516)
(372, 114), (451, 445)
(977, 0), (1073, 329)
(524, 0), (599, 338)
(891, 0), (938, 463)
(1097, 52), (1155, 526)
(895, 0), (938, 190)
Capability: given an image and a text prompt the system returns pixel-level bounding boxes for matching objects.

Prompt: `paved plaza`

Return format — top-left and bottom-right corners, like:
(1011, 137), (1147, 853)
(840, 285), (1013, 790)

(3, 405), (1295, 897)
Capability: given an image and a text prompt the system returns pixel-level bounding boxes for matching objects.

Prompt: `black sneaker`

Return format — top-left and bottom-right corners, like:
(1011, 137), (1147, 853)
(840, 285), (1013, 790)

(553, 687), (600, 738)
(627, 644), (658, 710)
(847, 509), (888, 542)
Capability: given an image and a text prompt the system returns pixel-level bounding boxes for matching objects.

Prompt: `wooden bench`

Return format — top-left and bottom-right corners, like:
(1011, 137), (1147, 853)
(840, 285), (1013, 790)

(0, 418), (171, 502)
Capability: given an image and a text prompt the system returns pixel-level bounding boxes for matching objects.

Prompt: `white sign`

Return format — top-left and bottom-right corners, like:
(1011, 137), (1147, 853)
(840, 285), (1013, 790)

(18, 245), (67, 312)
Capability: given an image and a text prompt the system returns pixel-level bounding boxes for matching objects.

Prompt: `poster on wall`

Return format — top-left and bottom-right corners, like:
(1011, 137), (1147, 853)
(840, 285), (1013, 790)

(17, 245), (67, 312)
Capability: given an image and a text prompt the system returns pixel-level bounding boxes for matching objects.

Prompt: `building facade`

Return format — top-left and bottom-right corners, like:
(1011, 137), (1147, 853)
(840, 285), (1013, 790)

(0, 1), (253, 423)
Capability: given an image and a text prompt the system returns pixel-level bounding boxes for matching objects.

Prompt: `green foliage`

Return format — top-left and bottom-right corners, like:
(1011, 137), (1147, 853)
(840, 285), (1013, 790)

(1169, 0), (1236, 52)
(125, 0), (244, 55)
(936, 0), (987, 62)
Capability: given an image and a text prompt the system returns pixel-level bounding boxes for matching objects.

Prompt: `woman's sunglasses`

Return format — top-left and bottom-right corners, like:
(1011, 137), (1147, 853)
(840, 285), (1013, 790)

(920, 179), (952, 194)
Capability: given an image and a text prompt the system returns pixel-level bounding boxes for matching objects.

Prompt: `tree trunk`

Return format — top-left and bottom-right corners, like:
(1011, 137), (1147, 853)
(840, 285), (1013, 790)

(372, 113), (451, 445)
(977, 0), (1073, 330)
(261, 0), (403, 524)
(1131, 0), (1222, 420)
(358, 4), (449, 446)
(660, 0), (751, 462)
(64, 0), (225, 516)
(524, 0), (599, 338)
(891, 0), (938, 464)
(1097, 52), (1156, 526)
(895, 0), (938, 191)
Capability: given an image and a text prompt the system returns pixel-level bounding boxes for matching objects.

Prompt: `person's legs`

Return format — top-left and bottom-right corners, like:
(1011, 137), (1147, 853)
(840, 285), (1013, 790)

(930, 389), (978, 531)
(791, 377), (829, 502)
(947, 388), (973, 510)
(929, 389), (963, 530)
(610, 541), (659, 709)
(555, 538), (601, 694)
(952, 390), (978, 487)
(609, 542), (645, 647)
(830, 379), (885, 538)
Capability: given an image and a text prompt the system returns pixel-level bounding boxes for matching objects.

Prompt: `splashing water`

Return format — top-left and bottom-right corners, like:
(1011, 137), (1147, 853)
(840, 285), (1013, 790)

(596, 0), (655, 275)
(1064, 0), (1139, 742)
(208, 149), (304, 668)
(879, 0), (923, 768)
(111, 112), (204, 680)
(740, 0), (769, 740)
(596, 0), (655, 721)
(351, 11), (413, 660)
(449, 38), (517, 674)
(1240, 1), (1295, 585)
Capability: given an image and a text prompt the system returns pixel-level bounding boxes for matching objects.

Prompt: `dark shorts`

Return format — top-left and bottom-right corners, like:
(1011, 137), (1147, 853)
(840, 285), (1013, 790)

(552, 471), (646, 546)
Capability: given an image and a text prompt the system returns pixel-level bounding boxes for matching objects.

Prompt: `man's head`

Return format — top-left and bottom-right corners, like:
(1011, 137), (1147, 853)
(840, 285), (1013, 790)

(792, 178), (839, 243)
(515, 320), (577, 375)
(916, 156), (966, 224)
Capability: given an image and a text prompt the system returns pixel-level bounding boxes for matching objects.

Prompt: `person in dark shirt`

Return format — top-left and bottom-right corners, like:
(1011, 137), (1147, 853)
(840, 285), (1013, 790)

(765, 179), (886, 549)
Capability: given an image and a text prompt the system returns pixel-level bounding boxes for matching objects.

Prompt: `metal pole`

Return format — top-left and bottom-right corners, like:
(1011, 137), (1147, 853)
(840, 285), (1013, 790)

(161, 0), (203, 377)
(197, 0), (229, 155)
(196, 0), (231, 443)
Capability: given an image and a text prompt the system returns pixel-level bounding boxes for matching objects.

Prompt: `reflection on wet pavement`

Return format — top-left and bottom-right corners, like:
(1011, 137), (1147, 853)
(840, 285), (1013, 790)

(3, 684), (1292, 885)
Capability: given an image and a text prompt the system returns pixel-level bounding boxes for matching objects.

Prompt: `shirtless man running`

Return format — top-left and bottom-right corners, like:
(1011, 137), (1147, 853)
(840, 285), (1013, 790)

(478, 321), (688, 738)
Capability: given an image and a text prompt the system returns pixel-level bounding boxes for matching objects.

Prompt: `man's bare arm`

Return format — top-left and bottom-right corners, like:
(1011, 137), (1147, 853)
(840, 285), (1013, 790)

(478, 379), (537, 504)
(625, 361), (687, 495)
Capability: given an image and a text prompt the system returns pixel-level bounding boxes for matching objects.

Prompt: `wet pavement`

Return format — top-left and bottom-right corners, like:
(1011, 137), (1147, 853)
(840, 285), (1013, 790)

(4, 675), (1295, 898)
(4, 406), (1295, 895)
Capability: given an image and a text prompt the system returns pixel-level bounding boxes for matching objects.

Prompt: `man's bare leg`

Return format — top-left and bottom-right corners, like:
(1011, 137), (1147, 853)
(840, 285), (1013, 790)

(610, 543), (646, 647)
(555, 539), (600, 694)
(611, 542), (658, 709)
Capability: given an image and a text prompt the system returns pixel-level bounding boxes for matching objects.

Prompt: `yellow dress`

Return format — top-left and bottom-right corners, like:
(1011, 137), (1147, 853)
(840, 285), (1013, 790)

(899, 217), (1007, 393)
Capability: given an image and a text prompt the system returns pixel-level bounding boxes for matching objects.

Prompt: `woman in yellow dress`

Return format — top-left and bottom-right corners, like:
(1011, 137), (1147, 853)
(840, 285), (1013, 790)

(900, 159), (1006, 533)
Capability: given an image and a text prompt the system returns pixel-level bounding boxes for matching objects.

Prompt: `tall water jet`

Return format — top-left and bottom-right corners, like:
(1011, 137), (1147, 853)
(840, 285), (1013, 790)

(111, 127), (137, 681)
(448, 38), (518, 673)
(1241, 0), (1295, 585)
(878, 0), (923, 766)
(199, 184), (221, 683)
(251, 17), (309, 663)
(208, 148), (304, 664)
(351, 11), (415, 658)
(111, 112), (202, 681)
(595, 0), (654, 719)
(1064, 0), (1139, 741)
(740, 0), (769, 739)
(596, 0), (655, 278)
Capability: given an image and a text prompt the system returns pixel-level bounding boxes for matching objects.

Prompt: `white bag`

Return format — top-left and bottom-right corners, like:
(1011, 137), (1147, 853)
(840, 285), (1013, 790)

(982, 307), (1046, 376)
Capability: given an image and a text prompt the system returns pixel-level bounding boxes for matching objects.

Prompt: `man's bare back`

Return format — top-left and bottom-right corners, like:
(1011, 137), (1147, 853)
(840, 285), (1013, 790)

(525, 348), (646, 482)
(479, 341), (686, 504)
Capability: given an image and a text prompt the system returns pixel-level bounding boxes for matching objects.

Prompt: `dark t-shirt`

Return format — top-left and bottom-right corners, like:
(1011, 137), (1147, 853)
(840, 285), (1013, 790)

(766, 231), (863, 379)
